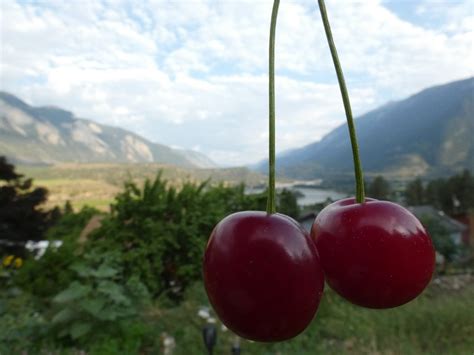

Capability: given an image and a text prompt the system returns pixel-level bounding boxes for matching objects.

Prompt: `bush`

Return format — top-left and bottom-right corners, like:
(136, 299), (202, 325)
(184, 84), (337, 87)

(0, 283), (47, 353)
(48, 249), (151, 346)
(13, 206), (100, 299)
(87, 176), (267, 301)
(420, 216), (459, 262)
(0, 156), (60, 257)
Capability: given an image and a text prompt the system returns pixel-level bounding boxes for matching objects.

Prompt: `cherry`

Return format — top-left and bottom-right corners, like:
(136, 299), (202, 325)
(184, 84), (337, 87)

(203, 211), (325, 342)
(203, 0), (326, 342)
(311, 197), (435, 309)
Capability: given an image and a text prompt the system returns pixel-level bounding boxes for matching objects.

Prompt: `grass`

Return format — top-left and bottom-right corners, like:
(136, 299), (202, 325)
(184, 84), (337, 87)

(2, 269), (472, 354)
(34, 178), (119, 211)
(19, 163), (268, 187)
(150, 279), (474, 355)
(18, 163), (269, 211)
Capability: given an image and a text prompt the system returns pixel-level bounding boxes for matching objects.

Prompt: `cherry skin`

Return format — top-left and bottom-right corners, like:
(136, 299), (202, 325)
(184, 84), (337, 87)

(203, 211), (325, 342)
(311, 197), (435, 309)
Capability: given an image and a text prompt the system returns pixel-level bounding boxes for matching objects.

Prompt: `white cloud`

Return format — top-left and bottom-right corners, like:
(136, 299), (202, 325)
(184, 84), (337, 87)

(0, 0), (472, 166)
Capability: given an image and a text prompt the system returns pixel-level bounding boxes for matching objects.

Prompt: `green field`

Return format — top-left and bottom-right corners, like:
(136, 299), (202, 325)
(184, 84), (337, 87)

(33, 178), (120, 211)
(19, 163), (269, 211)
(2, 275), (472, 354)
(148, 277), (474, 355)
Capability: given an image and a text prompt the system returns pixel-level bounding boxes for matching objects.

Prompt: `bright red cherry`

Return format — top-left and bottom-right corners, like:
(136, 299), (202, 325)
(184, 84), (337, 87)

(203, 211), (325, 342)
(311, 197), (435, 309)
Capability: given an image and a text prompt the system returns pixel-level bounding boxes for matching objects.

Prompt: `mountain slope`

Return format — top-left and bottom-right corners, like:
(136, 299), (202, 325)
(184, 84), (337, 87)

(257, 78), (474, 179)
(0, 92), (216, 168)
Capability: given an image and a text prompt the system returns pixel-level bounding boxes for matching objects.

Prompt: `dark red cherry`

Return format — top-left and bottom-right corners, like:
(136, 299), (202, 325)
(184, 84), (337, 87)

(311, 197), (435, 309)
(203, 211), (325, 342)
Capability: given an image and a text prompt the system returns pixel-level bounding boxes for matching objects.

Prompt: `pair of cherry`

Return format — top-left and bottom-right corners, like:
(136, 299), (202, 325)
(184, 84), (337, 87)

(203, 0), (435, 342)
(203, 198), (435, 342)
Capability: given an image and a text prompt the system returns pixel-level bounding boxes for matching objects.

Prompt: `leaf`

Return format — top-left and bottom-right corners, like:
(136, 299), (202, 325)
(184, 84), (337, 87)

(53, 282), (91, 303)
(95, 308), (119, 321)
(79, 297), (106, 316)
(92, 265), (118, 278)
(52, 308), (76, 324)
(97, 280), (130, 305)
(126, 276), (151, 304)
(69, 322), (92, 339)
(70, 262), (92, 277)
(58, 328), (69, 338)
(96, 307), (135, 321)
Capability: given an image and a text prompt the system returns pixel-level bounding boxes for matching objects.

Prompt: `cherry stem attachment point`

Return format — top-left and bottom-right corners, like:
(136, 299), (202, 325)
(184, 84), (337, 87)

(318, 0), (365, 203)
(267, 0), (280, 214)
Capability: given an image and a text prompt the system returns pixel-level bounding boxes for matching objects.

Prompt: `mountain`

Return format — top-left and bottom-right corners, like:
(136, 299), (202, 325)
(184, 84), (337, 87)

(256, 78), (474, 179)
(0, 92), (216, 168)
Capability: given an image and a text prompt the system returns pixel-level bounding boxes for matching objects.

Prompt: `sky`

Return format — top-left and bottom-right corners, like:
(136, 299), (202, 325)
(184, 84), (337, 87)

(1, 0), (473, 166)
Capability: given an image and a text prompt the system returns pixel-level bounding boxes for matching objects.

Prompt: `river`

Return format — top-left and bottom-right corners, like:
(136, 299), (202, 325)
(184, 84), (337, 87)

(245, 186), (347, 206)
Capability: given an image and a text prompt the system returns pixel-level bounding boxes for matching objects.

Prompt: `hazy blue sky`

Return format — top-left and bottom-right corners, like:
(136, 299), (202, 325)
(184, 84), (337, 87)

(1, 0), (473, 166)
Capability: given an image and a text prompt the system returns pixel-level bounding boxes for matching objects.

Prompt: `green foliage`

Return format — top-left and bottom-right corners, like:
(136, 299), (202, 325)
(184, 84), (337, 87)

(140, 282), (474, 355)
(87, 175), (268, 301)
(421, 216), (459, 262)
(0, 156), (59, 257)
(440, 169), (474, 215)
(85, 321), (157, 355)
(425, 178), (444, 208)
(13, 240), (76, 300)
(47, 205), (99, 241)
(278, 188), (300, 218)
(367, 175), (391, 200)
(0, 281), (47, 353)
(300, 198), (334, 216)
(404, 177), (425, 206)
(13, 206), (100, 299)
(49, 249), (150, 345)
(2, 168), (474, 354)
(405, 170), (474, 215)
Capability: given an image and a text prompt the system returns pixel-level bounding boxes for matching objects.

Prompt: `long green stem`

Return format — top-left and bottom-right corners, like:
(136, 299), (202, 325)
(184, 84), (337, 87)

(267, 0), (280, 214)
(318, 0), (365, 203)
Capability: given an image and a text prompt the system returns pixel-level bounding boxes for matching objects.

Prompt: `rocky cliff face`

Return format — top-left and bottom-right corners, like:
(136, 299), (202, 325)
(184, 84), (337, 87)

(0, 92), (216, 168)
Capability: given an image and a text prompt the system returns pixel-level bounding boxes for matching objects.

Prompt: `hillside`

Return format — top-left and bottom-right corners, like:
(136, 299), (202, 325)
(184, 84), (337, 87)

(256, 78), (474, 179)
(0, 92), (215, 168)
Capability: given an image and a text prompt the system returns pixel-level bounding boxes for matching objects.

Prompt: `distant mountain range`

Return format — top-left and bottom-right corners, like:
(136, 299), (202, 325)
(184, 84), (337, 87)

(256, 78), (474, 179)
(0, 92), (216, 168)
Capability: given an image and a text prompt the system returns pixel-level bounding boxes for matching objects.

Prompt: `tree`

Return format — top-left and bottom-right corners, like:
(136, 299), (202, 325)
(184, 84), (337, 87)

(85, 175), (306, 301)
(445, 169), (474, 215)
(423, 170), (474, 215)
(0, 156), (58, 256)
(278, 188), (300, 218)
(425, 179), (444, 209)
(420, 216), (458, 263)
(13, 206), (100, 298)
(368, 176), (391, 200)
(87, 175), (264, 300)
(404, 178), (425, 206)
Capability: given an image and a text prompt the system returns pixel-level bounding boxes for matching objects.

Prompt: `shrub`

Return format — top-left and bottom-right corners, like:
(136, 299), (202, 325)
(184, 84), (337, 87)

(13, 206), (100, 299)
(87, 175), (267, 301)
(49, 249), (151, 345)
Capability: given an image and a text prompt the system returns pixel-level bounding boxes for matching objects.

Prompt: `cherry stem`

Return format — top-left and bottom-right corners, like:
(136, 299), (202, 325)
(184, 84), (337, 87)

(267, 0), (280, 214)
(318, 0), (365, 203)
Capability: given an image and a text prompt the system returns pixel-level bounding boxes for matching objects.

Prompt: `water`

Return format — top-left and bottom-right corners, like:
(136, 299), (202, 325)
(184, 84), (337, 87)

(295, 187), (347, 206)
(245, 186), (347, 206)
